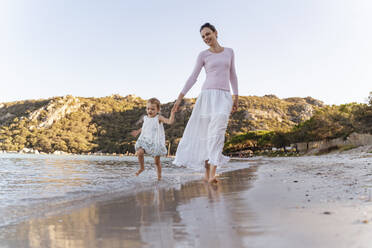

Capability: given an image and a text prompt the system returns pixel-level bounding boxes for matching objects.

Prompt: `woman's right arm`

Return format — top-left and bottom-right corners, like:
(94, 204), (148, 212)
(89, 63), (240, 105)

(181, 52), (204, 95)
(172, 93), (184, 112)
(174, 52), (204, 111)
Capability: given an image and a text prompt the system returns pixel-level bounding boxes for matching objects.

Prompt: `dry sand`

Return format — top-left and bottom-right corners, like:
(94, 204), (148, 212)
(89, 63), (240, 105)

(1, 150), (372, 248)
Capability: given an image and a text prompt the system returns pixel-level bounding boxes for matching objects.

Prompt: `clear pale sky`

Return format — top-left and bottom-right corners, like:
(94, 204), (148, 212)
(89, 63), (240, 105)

(1, 0), (371, 105)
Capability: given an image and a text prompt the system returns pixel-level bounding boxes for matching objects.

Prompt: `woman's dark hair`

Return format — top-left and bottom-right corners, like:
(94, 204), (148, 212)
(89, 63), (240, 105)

(200, 23), (216, 33)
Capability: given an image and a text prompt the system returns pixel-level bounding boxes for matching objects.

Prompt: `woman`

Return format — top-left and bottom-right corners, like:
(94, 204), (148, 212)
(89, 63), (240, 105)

(172, 23), (239, 183)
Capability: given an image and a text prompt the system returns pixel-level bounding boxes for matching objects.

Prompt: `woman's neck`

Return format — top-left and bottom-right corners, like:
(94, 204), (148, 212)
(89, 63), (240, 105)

(209, 43), (223, 53)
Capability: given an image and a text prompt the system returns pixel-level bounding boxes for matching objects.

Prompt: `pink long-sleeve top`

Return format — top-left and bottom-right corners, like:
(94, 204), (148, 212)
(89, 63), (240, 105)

(181, 47), (238, 96)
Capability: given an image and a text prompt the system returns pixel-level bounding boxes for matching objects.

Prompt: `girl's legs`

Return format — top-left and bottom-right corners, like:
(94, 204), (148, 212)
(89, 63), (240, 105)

(204, 160), (210, 182)
(136, 148), (145, 176)
(154, 156), (162, 181)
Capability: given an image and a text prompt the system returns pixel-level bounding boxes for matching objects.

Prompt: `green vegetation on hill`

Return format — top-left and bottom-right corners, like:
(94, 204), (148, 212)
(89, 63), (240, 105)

(224, 93), (372, 153)
(0, 94), (324, 154)
(0, 95), (147, 153)
(223, 130), (291, 154)
(288, 93), (372, 143)
(227, 95), (323, 136)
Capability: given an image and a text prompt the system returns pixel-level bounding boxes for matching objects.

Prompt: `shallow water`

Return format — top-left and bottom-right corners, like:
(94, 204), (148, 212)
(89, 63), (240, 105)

(0, 153), (252, 227)
(0, 166), (261, 248)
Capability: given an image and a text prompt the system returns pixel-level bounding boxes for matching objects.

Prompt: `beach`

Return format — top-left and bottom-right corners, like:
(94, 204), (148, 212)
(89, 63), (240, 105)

(1, 150), (372, 248)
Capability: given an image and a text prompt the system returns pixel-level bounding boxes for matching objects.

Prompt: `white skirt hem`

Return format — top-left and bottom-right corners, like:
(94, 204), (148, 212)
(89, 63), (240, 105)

(173, 89), (232, 170)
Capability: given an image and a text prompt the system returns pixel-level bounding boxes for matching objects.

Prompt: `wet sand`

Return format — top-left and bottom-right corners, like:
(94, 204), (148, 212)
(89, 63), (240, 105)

(245, 155), (372, 248)
(1, 154), (372, 248)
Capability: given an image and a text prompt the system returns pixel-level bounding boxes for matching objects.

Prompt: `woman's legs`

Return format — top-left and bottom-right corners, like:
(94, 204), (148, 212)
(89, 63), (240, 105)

(204, 160), (210, 181)
(205, 161), (218, 183)
(208, 165), (218, 183)
(136, 148), (145, 176)
(154, 156), (162, 181)
(206, 114), (230, 183)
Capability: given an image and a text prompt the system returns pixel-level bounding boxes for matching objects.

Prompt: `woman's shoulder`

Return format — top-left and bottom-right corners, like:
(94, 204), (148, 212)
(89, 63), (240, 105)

(224, 47), (234, 53)
(197, 47), (234, 58)
(198, 50), (209, 57)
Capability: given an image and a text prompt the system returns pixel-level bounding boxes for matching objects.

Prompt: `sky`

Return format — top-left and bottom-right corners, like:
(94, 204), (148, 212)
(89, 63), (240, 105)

(1, 0), (371, 105)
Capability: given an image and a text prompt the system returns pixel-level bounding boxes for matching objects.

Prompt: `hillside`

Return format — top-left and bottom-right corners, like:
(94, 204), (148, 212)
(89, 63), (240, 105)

(224, 93), (372, 155)
(0, 94), (324, 154)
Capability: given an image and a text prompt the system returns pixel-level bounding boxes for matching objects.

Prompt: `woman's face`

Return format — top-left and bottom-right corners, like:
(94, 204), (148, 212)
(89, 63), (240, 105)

(200, 27), (217, 47)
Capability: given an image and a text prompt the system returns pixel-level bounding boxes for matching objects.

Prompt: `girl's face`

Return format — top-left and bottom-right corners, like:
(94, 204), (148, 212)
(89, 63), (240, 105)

(200, 27), (217, 47)
(146, 103), (159, 117)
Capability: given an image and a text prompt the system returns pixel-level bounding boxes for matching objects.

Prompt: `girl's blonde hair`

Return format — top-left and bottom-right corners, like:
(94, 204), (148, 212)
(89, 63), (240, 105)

(148, 97), (161, 111)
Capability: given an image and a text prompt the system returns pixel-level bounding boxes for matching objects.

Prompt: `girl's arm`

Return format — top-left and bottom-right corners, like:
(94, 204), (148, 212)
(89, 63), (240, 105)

(158, 109), (176, 125)
(130, 115), (145, 137)
(130, 128), (142, 137)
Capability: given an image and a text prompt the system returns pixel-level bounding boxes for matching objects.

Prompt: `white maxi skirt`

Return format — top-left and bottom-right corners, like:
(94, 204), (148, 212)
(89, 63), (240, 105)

(173, 89), (233, 170)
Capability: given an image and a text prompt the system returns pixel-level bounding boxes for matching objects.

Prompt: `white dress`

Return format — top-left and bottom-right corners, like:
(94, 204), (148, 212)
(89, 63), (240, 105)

(135, 115), (167, 156)
(173, 89), (233, 170)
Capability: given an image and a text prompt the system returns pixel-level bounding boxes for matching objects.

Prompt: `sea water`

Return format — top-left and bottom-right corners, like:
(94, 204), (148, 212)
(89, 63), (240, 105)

(0, 153), (251, 227)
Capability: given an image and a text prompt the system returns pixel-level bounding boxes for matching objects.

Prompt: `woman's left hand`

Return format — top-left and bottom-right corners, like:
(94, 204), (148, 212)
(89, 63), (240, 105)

(173, 93), (184, 112)
(172, 101), (180, 112)
(232, 96), (239, 113)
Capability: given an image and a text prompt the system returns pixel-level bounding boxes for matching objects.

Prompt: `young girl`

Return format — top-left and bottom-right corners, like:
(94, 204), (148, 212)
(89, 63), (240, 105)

(131, 98), (175, 180)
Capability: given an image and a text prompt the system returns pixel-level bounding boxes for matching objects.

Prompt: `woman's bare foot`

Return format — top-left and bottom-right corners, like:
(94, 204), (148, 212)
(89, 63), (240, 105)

(157, 175), (162, 181)
(208, 165), (218, 183)
(209, 183), (218, 191)
(135, 168), (144, 176)
(208, 176), (218, 184)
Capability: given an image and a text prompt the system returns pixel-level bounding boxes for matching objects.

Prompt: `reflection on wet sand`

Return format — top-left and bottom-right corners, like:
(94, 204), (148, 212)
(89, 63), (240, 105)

(0, 166), (261, 248)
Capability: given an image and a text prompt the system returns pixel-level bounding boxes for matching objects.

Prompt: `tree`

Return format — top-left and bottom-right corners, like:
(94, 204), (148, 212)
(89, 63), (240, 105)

(271, 132), (291, 150)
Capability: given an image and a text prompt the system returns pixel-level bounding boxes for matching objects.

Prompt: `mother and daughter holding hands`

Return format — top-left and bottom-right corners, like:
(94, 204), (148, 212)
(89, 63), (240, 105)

(131, 22), (239, 183)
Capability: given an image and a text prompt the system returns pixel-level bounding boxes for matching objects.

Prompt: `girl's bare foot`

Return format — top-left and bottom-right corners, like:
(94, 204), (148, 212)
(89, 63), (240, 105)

(154, 156), (162, 181)
(135, 168), (144, 176)
(136, 148), (145, 176)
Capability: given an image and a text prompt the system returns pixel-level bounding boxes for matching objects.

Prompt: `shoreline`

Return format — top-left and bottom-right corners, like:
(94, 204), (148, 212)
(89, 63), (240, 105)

(0, 155), (260, 230)
(1, 153), (372, 247)
(1, 143), (371, 158)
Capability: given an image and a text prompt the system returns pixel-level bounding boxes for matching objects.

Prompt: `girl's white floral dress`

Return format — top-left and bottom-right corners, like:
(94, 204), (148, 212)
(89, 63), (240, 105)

(135, 115), (167, 156)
